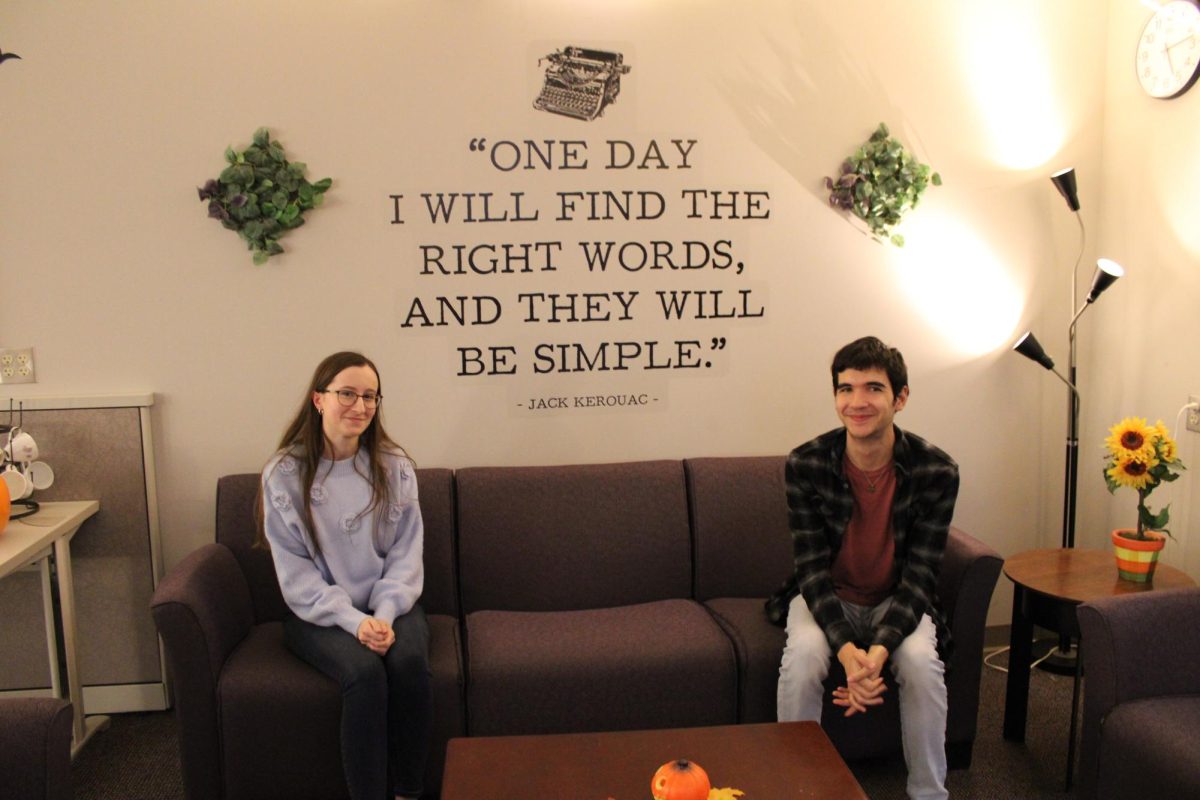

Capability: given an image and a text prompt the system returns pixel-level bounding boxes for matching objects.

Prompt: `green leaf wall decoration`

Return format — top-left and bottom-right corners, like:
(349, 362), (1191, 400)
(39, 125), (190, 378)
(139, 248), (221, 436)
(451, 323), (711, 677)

(198, 127), (332, 265)
(824, 123), (940, 247)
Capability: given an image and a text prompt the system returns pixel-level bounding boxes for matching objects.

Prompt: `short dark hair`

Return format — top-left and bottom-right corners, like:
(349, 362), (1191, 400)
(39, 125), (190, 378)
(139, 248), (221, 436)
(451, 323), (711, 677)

(830, 336), (908, 395)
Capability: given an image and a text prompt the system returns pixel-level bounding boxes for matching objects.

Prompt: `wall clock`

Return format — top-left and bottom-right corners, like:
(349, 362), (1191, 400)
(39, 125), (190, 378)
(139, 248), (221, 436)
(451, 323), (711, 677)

(1136, 0), (1200, 98)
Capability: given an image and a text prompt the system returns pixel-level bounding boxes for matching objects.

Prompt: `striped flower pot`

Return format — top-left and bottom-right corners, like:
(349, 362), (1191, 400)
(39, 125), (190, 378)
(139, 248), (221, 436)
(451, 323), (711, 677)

(1111, 529), (1166, 583)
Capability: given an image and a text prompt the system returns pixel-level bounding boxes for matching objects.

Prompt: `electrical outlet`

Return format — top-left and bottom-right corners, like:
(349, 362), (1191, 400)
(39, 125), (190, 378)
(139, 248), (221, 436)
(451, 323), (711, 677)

(0, 347), (35, 384)
(1188, 395), (1200, 433)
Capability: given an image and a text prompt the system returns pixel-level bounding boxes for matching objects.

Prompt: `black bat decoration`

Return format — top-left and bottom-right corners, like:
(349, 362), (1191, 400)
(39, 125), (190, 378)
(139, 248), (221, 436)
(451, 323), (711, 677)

(0, 48), (22, 64)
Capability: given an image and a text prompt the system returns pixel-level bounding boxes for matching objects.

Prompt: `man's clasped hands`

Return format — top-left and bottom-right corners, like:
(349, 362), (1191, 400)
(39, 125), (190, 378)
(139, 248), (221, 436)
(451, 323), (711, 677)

(833, 642), (890, 717)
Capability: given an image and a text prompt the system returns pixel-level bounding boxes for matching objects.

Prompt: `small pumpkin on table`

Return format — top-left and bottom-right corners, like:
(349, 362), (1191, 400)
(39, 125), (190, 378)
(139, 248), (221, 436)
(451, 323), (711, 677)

(650, 759), (744, 800)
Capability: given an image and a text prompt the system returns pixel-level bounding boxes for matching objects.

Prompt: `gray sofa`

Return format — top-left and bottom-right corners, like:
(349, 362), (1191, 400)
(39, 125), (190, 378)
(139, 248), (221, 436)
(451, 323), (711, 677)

(151, 456), (1002, 799)
(1077, 587), (1200, 800)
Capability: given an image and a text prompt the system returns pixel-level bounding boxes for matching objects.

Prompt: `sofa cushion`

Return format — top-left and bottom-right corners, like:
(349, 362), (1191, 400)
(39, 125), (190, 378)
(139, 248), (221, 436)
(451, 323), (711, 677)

(465, 600), (737, 736)
(216, 475), (292, 624)
(217, 615), (464, 800)
(700, 527), (1003, 767)
(703, 596), (902, 760)
(704, 597), (787, 724)
(427, 612), (468, 786)
(1096, 695), (1200, 800)
(409, 467), (459, 617)
(456, 461), (692, 612)
(686, 456), (792, 601)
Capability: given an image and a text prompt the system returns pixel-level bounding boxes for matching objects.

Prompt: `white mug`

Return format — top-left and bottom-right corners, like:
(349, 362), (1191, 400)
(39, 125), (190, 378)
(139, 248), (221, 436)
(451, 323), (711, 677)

(2, 465), (31, 500)
(26, 460), (54, 491)
(4, 430), (38, 463)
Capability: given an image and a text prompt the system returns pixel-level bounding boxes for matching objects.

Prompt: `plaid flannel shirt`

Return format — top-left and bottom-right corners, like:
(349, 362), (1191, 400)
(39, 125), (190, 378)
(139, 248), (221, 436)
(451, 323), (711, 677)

(765, 425), (959, 657)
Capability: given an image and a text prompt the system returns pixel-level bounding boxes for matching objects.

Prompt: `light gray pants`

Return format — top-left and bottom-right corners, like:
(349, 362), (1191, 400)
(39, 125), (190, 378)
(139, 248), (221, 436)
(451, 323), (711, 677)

(777, 595), (948, 800)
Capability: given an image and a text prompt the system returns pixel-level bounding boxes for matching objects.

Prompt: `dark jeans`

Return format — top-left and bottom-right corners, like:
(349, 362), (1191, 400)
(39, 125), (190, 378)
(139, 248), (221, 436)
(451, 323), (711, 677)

(284, 606), (432, 800)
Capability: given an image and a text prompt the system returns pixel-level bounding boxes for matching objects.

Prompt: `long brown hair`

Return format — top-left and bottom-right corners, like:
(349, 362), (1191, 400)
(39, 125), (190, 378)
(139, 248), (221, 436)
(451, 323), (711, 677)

(255, 351), (410, 555)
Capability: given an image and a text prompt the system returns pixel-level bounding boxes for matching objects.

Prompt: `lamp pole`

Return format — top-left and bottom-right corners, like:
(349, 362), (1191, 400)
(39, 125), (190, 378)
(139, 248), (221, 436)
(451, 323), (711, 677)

(1063, 311), (1082, 549)
(1061, 256), (1125, 549)
(1050, 168), (1083, 549)
(1063, 212), (1083, 550)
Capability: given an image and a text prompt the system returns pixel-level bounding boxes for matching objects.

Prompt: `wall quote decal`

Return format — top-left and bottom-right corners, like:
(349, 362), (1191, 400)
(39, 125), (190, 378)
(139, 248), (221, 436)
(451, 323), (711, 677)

(387, 46), (772, 411)
(390, 137), (769, 383)
(533, 46), (631, 121)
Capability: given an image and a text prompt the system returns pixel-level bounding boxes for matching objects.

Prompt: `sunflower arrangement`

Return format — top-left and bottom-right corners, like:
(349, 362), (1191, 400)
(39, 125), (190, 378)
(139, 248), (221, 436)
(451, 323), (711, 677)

(1103, 417), (1187, 539)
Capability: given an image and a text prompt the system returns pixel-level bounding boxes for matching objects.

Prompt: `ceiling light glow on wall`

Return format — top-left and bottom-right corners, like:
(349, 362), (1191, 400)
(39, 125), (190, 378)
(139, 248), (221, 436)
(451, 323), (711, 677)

(1157, 131), (1200, 257)
(892, 212), (1024, 358)
(961, 6), (1066, 170)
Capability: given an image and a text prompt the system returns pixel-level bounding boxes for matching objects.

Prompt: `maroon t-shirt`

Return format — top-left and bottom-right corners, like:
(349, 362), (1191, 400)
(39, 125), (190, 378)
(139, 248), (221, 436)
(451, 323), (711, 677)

(832, 455), (897, 607)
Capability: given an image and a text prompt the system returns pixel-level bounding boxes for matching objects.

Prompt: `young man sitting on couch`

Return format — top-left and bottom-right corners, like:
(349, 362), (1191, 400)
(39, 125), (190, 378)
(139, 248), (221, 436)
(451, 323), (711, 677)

(767, 335), (960, 800)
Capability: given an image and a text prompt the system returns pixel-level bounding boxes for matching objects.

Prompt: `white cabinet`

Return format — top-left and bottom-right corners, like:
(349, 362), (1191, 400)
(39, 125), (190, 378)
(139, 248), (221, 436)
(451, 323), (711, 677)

(0, 394), (167, 712)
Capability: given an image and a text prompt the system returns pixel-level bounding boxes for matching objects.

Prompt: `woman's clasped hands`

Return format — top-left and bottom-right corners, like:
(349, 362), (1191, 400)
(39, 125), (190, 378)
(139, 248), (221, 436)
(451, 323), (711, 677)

(357, 617), (395, 655)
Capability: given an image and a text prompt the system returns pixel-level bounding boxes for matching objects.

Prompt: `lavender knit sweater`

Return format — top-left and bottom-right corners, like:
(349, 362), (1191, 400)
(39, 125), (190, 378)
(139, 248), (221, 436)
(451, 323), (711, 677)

(262, 449), (424, 636)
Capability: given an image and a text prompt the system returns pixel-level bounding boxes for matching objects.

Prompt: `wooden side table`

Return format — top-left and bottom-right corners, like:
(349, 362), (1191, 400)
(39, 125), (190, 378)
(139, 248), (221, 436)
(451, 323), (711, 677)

(1002, 547), (1195, 789)
(0, 501), (107, 755)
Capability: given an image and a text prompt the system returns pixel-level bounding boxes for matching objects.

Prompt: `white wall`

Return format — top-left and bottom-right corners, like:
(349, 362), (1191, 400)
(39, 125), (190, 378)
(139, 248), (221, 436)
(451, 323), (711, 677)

(1090, 1), (1200, 577)
(2, 1), (1125, 625)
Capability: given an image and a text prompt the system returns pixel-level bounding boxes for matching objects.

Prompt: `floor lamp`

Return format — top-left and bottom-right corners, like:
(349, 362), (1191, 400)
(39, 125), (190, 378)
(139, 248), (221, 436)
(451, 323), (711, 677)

(1012, 168), (1125, 670)
(1013, 169), (1126, 549)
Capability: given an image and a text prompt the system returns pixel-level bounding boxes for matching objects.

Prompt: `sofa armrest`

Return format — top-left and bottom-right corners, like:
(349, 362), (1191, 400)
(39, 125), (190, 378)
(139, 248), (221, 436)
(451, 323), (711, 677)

(939, 526), (1003, 639)
(151, 542), (256, 800)
(1079, 587), (1200, 704)
(0, 698), (73, 800)
(936, 526), (1002, 756)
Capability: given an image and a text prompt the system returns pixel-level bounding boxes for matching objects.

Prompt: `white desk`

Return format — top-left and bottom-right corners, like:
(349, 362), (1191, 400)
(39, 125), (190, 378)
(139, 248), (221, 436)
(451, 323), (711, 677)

(0, 500), (108, 755)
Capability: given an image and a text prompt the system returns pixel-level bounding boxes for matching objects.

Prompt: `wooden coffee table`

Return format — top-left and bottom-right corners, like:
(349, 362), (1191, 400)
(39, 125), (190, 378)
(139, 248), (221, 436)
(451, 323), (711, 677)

(441, 721), (867, 799)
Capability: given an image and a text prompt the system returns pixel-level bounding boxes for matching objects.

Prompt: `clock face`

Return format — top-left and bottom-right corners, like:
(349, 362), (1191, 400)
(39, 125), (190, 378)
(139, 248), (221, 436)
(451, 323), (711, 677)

(1137, 0), (1200, 98)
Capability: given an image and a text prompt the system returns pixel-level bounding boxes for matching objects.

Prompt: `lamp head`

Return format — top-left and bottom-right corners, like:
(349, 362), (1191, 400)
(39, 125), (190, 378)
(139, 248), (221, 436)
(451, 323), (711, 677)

(1013, 331), (1055, 370)
(1050, 168), (1081, 212)
(1087, 258), (1125, 303)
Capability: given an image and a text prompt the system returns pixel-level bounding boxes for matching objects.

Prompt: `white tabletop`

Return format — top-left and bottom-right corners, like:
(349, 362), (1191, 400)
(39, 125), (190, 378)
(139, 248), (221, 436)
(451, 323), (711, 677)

(0, 501), (101, 580)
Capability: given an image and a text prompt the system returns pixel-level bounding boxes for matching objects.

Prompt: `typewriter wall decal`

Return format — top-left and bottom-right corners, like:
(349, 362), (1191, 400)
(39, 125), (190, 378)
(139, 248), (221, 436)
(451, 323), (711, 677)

(534, 46), (631, 121)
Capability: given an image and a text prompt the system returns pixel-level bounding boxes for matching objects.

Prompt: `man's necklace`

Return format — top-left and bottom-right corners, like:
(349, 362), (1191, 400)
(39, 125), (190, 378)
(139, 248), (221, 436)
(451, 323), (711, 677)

(850, 460), (893, 493)
(864, 465), (892, 491)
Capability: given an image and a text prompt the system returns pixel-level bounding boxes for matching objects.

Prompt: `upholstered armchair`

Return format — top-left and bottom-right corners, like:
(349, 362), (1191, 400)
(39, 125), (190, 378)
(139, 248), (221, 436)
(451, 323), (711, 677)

(151, 471), (465, 800)
(1077, 586), (1200, 800)
(0, 697), (73, 800)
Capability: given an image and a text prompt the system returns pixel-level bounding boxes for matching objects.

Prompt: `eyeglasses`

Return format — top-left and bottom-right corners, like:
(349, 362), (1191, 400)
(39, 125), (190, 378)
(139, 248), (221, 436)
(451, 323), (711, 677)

(321, 389), (382, 409)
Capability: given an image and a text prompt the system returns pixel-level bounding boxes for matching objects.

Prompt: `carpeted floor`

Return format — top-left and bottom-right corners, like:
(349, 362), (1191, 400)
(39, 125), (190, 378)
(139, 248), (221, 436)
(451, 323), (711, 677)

(72, 643), (1080, 799)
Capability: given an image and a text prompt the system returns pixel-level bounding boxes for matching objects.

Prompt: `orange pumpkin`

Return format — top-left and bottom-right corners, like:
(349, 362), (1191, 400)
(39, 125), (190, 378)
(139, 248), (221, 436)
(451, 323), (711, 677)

(651, 759), (711, 800)
(0, 476), (10, 535)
